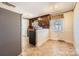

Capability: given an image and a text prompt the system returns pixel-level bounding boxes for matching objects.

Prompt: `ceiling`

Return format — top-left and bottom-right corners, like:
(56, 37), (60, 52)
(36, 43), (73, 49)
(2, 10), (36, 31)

(10, 2), (76, 19)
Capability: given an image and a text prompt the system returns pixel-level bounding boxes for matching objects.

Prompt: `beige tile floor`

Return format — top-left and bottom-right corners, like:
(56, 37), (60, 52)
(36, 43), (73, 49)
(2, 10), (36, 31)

(21, 39), (76, 56)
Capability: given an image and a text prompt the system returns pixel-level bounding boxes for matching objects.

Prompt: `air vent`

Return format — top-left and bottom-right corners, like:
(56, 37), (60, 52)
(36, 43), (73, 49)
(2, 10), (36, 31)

(2, 2), (16, 7)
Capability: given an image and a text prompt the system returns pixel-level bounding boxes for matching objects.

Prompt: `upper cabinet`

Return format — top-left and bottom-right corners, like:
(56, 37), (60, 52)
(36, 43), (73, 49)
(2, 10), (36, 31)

(38, 15), (50, 28)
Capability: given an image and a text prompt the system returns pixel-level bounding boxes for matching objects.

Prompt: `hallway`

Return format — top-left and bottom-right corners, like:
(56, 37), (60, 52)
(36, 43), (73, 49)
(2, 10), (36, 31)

(22, 40), (76, 56)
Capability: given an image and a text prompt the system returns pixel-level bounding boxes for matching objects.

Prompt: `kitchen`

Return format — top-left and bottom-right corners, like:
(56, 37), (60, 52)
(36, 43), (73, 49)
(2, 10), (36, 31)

(0, 2), (78, 56)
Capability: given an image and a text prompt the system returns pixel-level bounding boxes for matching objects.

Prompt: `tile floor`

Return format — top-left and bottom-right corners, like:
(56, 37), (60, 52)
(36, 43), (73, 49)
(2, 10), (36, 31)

(21, 39), (76, 56)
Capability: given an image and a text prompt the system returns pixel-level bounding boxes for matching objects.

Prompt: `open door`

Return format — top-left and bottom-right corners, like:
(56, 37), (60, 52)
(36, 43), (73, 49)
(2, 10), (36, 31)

(0, 8), (21, 56)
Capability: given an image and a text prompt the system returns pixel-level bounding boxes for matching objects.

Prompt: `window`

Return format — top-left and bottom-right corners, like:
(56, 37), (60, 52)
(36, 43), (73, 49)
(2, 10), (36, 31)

(50, 18), (63, 32)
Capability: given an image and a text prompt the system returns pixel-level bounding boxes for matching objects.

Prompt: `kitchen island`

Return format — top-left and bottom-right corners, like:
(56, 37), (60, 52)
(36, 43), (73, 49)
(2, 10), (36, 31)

(36, 29), (49, 47)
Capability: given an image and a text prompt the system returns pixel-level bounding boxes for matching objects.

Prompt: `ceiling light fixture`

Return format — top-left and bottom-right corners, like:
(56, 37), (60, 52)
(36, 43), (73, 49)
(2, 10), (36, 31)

(49, 5), (53, 10)
(38, 17), (42, 20)
(54, 4), (58, 9)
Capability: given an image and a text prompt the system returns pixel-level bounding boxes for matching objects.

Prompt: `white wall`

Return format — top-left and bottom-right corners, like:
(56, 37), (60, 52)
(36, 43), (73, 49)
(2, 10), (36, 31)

(21, 18), (29, 55)
(22, 18), (29, 45)
(64, 11), (74, 43)
(50, 11), (74, 44)
(74, 3), (79, 55)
